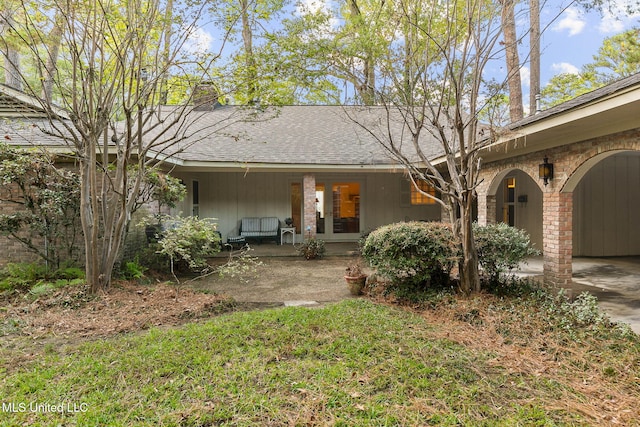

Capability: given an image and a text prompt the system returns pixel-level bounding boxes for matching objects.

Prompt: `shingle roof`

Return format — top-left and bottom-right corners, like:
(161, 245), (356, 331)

(509, 72), (640, 129)
(158, 105), (442, 168)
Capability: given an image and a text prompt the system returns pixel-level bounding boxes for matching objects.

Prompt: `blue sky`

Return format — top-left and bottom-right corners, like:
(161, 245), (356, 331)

(190, 1), (639, 99)
(529, 1), (639, 85)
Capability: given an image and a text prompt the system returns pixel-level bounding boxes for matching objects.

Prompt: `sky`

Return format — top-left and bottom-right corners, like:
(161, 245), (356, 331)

(190, 0), (640, 101)
(524, 1), (640, 86)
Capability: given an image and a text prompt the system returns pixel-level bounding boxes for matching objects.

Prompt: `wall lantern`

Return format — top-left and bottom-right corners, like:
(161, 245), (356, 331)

(538, 157), (554, 186)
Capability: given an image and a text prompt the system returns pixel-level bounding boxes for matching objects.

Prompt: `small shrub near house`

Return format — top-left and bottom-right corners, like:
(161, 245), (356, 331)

(296, 238), (326, 260)
(473, 222), (540, 287)
(157, 216), (221, 275)
(362, 221), (458, 297)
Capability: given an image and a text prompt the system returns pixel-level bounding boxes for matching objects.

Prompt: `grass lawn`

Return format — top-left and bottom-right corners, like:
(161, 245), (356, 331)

(1, 298), (639, 426)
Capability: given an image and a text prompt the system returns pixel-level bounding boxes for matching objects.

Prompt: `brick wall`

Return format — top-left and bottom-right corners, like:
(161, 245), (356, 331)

(302, 174), (316, 239)
(477, 128), (640, 286)
(0, 184), (46, 267)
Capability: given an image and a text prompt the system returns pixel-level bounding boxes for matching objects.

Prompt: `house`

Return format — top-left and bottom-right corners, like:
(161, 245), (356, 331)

(160, 73), (640, 288)
(475, 73), (640, 286)
(156, 105), (446, 243)
(2, 73), (639, 288)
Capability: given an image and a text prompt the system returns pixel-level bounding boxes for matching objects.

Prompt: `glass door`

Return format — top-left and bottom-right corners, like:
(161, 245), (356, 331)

(332, 182), (360, 235)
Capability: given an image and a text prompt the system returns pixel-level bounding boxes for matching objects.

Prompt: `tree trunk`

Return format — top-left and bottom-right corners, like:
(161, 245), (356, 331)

(458, 192), (481, 293)
(501, 0), (523, 121)
(240, 0), (258, 104)
(41, 11), (64, 102)
(79, 151), (100, 293)
(529, 0), (540, 115)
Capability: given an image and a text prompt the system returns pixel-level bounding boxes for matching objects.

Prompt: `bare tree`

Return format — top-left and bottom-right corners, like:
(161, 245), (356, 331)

(3, 0), (232, 292)
(346, 0), (511, 293)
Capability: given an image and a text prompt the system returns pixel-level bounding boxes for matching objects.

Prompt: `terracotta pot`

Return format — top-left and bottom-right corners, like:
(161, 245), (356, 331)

(345, 275), (367, 295)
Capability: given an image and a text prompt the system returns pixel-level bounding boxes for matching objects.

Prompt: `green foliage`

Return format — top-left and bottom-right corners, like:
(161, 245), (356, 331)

(362, 222), (458, 294)
(0, 262), (85, 294)
(0, 144), (81, 268)
(473, 222), (540, 283)
(157, 216), (221, 272)
(137, 168), (187, 214)
(542, 29), (640, 108)
(296, 238), (326, 260)
(119, 258), (148, 280)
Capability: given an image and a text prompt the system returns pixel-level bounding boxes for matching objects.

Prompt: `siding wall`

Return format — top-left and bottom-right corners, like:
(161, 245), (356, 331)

(171, 171), (441, 241)
(573, 153), (640, 256)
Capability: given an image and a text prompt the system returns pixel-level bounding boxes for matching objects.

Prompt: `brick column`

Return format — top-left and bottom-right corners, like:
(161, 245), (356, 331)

(476, 194), (496, 226)
(542, 192), (573, 287)
(303, 174), (316, 239)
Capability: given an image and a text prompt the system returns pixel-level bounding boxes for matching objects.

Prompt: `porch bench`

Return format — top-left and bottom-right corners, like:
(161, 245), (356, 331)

(240, 217), (280, 244)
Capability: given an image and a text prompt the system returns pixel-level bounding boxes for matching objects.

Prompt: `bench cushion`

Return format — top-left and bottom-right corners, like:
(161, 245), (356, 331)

(241, 217), (261, 232)
(260, 217), (279, 233)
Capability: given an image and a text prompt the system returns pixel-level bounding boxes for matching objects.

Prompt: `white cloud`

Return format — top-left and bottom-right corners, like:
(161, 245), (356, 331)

(520, 66), (530, 88)
(598, 1), (640, 34)
(296, 0), (331, 16)
(554, 7), (586, 36)
(552, 62), (580, 75)
(184, 27), (214, 55)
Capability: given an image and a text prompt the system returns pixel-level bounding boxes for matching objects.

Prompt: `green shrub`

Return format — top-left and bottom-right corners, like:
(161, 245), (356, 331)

(0, 263), (85, 293)
(158, 216), (221, 273)
(119, 258), (148, 280)
(473, 222), (540, 283)
(0, 263), (49, 291)
(362, 222), (459, 293)
(53, 266), (85, 280)
(296, 238), (326, 260)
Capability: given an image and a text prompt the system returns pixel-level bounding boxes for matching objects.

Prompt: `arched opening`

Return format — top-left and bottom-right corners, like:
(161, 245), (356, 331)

(569, 151), (640, 257)
(489, 168), (543, 250)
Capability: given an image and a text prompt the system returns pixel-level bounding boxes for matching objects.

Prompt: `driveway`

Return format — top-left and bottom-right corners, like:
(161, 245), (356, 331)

(518, 256), (640, 333)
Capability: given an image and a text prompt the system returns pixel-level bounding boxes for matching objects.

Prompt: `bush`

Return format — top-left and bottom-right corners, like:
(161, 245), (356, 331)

(0, 262), (85, 294)
(473, 222), (540, 283)
(296, 238), (326, 260)
(119, 258), (148, 280)
(158, 216), (221, 273)
(362, 222), (458, 294)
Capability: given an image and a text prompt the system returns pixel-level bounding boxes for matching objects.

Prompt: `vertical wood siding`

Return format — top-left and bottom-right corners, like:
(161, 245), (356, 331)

(573, 153), (640, 256)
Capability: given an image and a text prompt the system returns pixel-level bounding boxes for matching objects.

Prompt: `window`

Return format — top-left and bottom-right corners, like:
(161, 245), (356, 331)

(410, 180), (437, 205)
(192, 180), (199, 217)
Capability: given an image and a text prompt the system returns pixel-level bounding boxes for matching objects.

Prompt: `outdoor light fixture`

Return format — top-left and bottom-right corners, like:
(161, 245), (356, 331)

(539, 157), (554, 185)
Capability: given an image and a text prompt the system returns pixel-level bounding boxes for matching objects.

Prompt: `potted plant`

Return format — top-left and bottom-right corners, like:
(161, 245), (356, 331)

(345, 258), (367, 295)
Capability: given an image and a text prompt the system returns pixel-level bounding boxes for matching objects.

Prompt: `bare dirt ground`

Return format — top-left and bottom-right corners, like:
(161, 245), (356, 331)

(0, 257), (354, 342)
(191, 257), (358, 304)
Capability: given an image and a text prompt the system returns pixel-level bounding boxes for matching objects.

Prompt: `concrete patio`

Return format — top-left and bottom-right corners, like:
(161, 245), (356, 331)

(216, 242), (640, 333)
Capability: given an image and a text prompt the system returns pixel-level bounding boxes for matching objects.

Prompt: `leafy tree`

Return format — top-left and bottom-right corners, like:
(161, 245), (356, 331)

(205, 0), (342, 104)
(2, 0), (232, 292)
(157, 215), (221, 281)
(0, 144), (81, 269)
(542, 28), (640, 108)
(584, 27), (640, 82)
(541, 71), (600, 108)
